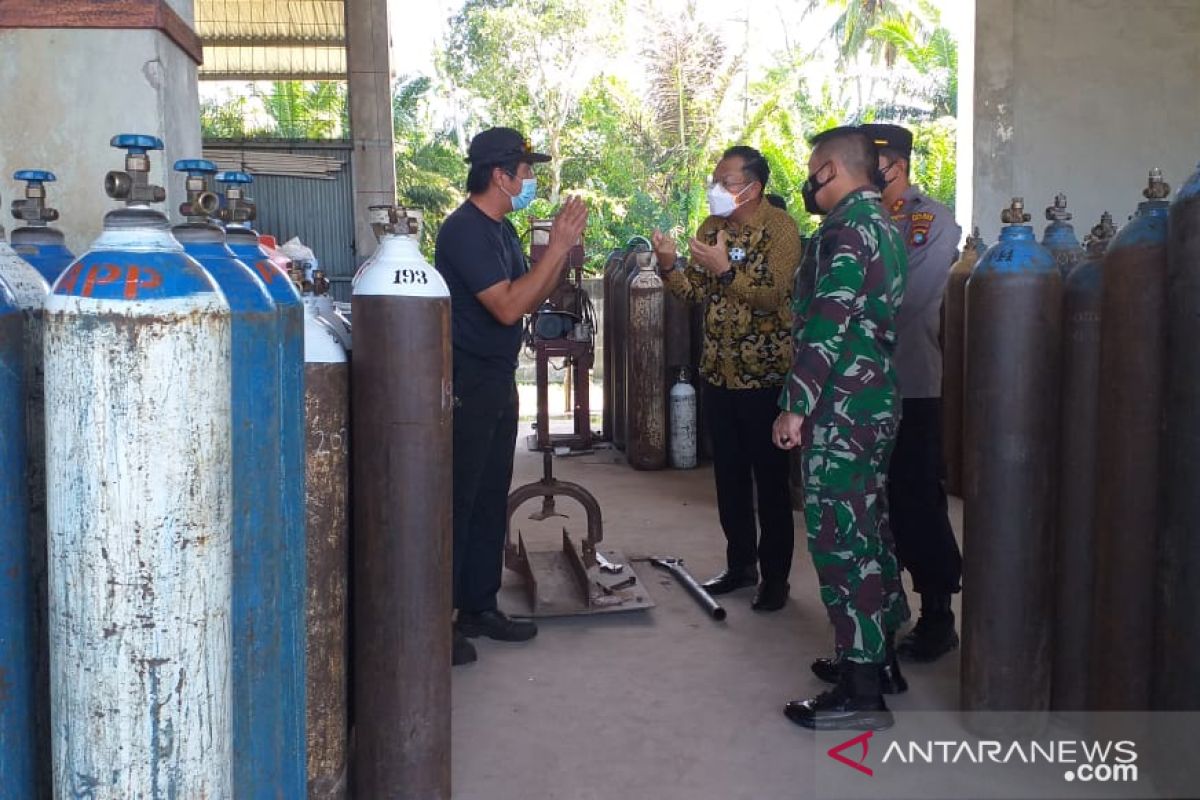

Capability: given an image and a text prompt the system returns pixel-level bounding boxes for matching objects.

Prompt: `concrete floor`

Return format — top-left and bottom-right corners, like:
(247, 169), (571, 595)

(450, 428), (965, 800)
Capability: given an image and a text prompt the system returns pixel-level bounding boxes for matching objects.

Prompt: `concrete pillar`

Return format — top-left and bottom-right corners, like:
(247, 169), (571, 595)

(0, 0), (201, 255)
(972, 0), (1200, 236)
(345, 0), (397, 264)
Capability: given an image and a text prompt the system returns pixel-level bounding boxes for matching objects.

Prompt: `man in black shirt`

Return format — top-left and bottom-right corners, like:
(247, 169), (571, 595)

(435, 127), (588, 665)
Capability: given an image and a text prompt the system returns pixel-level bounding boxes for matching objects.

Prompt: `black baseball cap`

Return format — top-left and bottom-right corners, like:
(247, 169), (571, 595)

(859, 123), (913, 161)
(466, 127), (551, 165)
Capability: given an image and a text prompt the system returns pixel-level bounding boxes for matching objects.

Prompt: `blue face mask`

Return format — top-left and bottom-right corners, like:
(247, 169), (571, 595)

(506, 176), (537, 212)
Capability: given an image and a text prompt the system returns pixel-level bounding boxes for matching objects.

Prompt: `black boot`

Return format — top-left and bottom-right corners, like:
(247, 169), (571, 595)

(701, 566), (759, 596)
(810, 633), (907, 694)
(785, 662), (894, 731)
(896, 594), (959, 662)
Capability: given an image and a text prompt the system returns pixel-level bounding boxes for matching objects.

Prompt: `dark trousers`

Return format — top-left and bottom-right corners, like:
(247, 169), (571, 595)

(452, 369), (519, 614)
(705, 381), (795, 585)
(887, 397), (962, 596)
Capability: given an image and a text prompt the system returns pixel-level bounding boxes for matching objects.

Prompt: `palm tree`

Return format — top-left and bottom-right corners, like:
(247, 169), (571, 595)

(803, 0), (909, 65)
(255, 81), (348, 139)
(639, 1), (742, 229)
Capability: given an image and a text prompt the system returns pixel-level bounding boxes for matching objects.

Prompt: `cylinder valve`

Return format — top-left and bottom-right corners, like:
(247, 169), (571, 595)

(1001, 197), (1031, 225)
(216, 171), (258, 225)
(1144, 168), (1171, 201)
(1045, 193), (1072, 223)
(105, 135), (167, 204)
(174, 160), (221, 219)
(11, 170), (60, 225)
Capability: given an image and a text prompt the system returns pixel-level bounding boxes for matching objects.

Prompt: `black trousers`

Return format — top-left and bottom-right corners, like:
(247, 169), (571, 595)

(705, 382), (795, 585)
(887, 397), (962, 596)
(452, 368), (519, 614)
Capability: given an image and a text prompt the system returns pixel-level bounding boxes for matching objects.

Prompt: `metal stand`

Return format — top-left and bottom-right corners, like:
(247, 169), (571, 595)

(504, 451), (653, 617)
(528, 338), (596, 452)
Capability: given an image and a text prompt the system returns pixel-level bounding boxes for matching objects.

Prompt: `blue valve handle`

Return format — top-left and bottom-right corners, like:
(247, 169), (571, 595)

(216, 171), (254, 185)
(110, 134), (164, 154)
(174, 159), (218, 176)
(13, 169), (56, 184)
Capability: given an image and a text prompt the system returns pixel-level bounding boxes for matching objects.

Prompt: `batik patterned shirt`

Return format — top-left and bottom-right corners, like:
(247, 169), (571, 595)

(664, 201), (800, 389)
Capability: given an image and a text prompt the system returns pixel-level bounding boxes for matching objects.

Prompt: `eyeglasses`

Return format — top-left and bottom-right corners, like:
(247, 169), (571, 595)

(709, 177), (751, 192)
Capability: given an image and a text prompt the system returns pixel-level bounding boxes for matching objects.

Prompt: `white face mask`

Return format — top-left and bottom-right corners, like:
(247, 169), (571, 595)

(707, 182), (751, 218)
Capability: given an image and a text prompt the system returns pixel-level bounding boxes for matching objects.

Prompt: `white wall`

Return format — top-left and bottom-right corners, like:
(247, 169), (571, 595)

(973, 0), (1200, 243)
(0, 3), (200, 256)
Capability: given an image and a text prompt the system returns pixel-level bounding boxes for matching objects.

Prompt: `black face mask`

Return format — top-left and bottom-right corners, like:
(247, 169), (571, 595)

(871, 166), (889, 191)
(802, 161), (834, 215)
(873, 160), (898, 191)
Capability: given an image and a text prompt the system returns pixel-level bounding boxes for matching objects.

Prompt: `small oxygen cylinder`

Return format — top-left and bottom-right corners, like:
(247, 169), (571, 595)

(669, 367), (697, 469)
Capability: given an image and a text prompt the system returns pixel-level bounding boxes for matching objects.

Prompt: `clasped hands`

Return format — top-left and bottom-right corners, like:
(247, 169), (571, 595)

(650, 229), (732, 277)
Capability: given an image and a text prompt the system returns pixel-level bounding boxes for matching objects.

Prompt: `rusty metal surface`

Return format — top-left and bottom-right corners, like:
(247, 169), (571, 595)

(305, 362), (350, 799)
(940, 250), (974, 498)
(600, 250), (621, 440)
(45, 303), (234, 796)
(1052, 224), (1109, 713)
(505, 452), (604, 556)
(507, 535), (653, 617)
(626, 262), (666, 470)
(663, 286), (692, 377)
(611, 248), (641, 451)
(503, 452), (652, 616)
(350, 294), (451, 799)
(1091, 239), (1167, 711)
(962, 269), (1061, 718)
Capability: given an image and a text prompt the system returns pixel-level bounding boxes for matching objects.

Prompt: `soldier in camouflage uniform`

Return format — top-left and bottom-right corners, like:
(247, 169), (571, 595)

(772, 126), (909, 731)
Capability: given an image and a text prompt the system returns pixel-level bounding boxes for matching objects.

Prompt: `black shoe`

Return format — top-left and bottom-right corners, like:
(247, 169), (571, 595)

(896, 594), (959, 662)
(457, 609), (538, 642)
(809, 654), (908, 694)
(452, 628), (477, 666)
(701, 567), (759, 596)
(785, 663), (895, 731)
(751, 581), (790, 611)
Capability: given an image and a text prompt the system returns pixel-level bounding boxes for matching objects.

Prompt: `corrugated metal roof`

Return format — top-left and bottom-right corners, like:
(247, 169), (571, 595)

(197, 1), (347, 79)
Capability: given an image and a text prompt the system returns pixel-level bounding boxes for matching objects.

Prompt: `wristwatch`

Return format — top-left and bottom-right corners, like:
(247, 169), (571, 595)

(662, 254), (686, 274)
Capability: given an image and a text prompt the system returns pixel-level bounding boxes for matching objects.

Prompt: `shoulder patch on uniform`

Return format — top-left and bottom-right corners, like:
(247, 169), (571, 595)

(909, 211), (935, 246)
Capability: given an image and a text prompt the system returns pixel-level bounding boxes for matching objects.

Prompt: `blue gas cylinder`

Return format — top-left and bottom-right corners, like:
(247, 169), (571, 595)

(10, 170), (75, 282)
(174, 160), (304, 796)
(0, 195), (51, 796)
(0, 271), (33, 797)
(215, 169), (308, 791)
(44, 135), (233, 797)
(962, 197), (1062, 732)
(1040, 192), (1085, 277)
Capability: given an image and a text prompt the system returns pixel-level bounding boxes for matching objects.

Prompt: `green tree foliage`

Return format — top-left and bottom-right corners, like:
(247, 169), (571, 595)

(200, 0), (961, 267)
(392, 75), (469, 256)
(255, 81), (348, 139)
(201, 81), (348, 140)
(444, 0), (623, 202)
